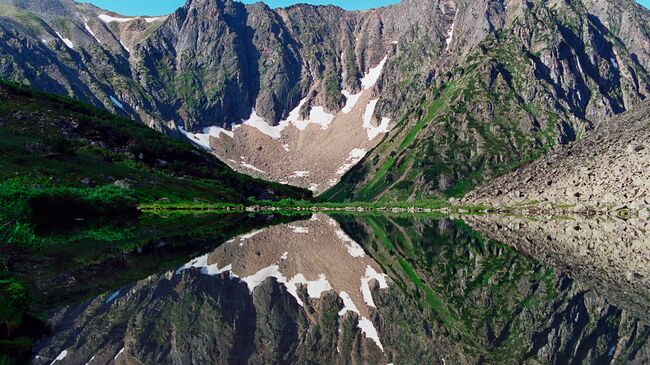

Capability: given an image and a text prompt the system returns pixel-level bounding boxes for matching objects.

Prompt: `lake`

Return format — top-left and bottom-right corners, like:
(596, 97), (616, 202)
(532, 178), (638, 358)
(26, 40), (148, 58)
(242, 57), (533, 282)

(15, 212), (649, 364)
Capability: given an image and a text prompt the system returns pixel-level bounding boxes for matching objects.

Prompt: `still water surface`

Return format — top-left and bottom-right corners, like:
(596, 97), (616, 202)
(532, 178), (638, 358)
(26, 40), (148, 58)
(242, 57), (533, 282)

(20, 212), (650, 364)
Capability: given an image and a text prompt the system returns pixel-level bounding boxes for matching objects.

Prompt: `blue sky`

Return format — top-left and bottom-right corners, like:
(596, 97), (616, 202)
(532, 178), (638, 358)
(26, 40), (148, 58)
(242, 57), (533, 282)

(78, 0), (400, 16)
(79, 0), (650, 16)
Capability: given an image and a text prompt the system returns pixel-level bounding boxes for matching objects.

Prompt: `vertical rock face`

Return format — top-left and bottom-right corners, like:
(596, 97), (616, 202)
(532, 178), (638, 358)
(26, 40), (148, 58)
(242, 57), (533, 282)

(1, 0), (649, 198)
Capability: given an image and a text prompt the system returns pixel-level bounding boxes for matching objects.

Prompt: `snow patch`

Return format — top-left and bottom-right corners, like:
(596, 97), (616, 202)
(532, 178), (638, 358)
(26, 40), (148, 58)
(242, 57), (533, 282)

(55, 31), (73, 48)
(242, 264), (284, 292)
(83, 356), (95, 365)
(291, 171), (310, 178)
(84, 22), (100, 43)
(360, 265), (388, 308)
(241, 229), (265, 240)
(293, 106), (335, 130)
(361, 55), (388, 90)
(240, 162), (266, 173)
(175, 254), (233, 277)
(358, 317), (384, 351)
(610, 57), (619, 69)
(338, 291), (359, 315)
(290, 226), (309, 234)
(50, 350), (68, 365)
(119, 40), (130, 52)
(336, 230), (365, 257)
(242, 109), (287, 139)
(341, 90), (362, 113)
(391, 40), (398, 44)
(179, 125), (233, 151)
(114, 348), (125, 360)
(337, 148), (367, 175)
(109, 95), (125, 111)
(281, 251), (289, 260)
(309, 183), (320, 192)
(362, 99), (390, 140)
(105, 289), (121, 304)
(282, 143), (290, 152)
(99, 14), (134, 23)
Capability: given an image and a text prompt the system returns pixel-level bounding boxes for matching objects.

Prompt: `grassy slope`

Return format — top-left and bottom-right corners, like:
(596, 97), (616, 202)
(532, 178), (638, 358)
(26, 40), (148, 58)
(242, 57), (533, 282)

(0, 80), (310, 204)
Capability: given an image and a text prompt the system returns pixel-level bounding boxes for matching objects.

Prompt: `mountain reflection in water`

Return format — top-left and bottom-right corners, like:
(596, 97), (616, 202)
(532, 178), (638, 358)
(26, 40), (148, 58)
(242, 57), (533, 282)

(32, 213), (650, 365)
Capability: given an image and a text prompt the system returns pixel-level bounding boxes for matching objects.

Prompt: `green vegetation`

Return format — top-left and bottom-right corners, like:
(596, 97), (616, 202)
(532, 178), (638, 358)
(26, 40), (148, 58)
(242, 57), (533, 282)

(334, 214), (563, 363)
(0, 80), (310, 245)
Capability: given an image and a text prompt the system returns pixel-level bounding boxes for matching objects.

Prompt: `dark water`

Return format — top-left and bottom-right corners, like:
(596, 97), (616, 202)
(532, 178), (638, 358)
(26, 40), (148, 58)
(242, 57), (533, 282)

(18, 213), (650, 364)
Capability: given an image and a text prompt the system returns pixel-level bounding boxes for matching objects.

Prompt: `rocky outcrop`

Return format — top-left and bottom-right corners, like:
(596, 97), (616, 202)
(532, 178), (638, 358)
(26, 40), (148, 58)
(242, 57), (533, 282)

(463, 100), (650, 214)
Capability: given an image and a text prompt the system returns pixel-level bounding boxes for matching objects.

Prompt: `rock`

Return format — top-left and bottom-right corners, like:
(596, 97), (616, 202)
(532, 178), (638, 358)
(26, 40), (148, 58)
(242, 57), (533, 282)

(113, 180), (131, 189)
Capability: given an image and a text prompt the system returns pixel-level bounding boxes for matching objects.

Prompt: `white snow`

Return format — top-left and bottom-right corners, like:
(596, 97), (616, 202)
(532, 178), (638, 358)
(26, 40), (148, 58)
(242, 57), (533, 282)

(282, 143), (290, 152)
(241, 229), (265, 240)
(109, 95), (125, 110)
(50, 350), (68, 365)
(358, 317), (384, 351)
(114, 348), (125, 360)
(242, 264), (284, 292)
(175, 254), (232, 277)
(281, 252), (289, 260)
(55, 31), (73, 48)
(341, 90), (362, 113)
(178, 125), (233, 151)
(84, 22), (100, 43)
(83, 356), (95, 365)
(610, 57), (619, 69)
(391, 40), (398, 44)
(240, 162), (266, 173)
(291, 171), (310, 178)
(360, 55), (388, 90)
(119, 40), (130, 52)
(338, 291), (359, 315)
(176, 254), (209, 275)
(309, 183), (320, 192)
(105, 289), (121, 304)
(99, 14), (134, 23)
(445, 19), (455, 51)
(362, 99), (390, 140)
(360, 265), (388, 308)
(292, 106), (335, 130)
(41, 38), (48, 44)
(290, 226), (309, 234)
(336, 229), (366, 257)
(242, 108), (287, 139)
(336, 148), (367, 175)
(305, 273), (332, 298)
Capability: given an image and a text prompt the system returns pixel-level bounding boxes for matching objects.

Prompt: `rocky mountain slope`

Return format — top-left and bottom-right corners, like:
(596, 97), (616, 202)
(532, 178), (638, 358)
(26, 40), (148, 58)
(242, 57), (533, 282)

(324, 0), (650, 201)
(1, 0), (649, 198)
(32, 214), (650, 364)
(462, 100), (650, 213)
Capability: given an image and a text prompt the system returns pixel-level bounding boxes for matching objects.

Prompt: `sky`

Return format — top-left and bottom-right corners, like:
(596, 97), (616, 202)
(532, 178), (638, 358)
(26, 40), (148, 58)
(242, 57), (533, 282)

(78, 0), (401, 16)
(79, 0), (650, 17)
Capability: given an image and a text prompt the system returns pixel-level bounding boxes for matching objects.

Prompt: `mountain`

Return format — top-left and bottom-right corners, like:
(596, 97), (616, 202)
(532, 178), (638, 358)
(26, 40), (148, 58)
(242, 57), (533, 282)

(1, 0), (649, 199)
(31, 214), (650, 364)
(0, 80), (310, 205)
(462, 100), (650, 213)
